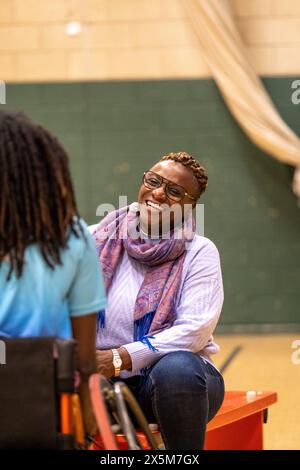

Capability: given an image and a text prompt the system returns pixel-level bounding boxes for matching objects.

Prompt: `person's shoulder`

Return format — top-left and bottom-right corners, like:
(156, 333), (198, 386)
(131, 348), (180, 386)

(67, 218), (94, 251)
(185, 234), (222, 276)
(68, 217), (89, 239)
(88, 222), (98, 234)
(188, 234), (220, 258)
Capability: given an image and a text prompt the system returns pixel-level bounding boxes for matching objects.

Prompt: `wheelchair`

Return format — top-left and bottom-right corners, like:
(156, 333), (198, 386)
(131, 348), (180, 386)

(89, 374), (161, 450)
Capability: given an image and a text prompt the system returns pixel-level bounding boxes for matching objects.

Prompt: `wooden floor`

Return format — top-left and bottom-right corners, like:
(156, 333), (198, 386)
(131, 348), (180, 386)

(213, 334), (300, 450)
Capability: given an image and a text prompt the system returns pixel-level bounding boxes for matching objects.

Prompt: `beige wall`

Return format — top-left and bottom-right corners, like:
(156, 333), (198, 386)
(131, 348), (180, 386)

(0, 0), (300, 82)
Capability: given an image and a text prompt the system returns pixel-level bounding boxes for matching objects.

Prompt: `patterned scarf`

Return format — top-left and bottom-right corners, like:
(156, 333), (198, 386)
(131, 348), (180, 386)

(92, 202), (195, 342)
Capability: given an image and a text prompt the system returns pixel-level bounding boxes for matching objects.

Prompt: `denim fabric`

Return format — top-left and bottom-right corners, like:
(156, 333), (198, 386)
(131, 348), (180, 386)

(116, 351), (225, 450)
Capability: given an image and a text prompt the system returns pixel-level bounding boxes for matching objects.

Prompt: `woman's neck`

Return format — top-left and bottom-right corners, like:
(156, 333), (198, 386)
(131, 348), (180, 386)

(139, 221), (175, 239)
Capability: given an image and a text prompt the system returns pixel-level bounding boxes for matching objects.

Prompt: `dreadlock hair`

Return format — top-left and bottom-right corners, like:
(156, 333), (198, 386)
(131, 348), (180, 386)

(160, 151), (208, 198)
(0, 110), (83, 279)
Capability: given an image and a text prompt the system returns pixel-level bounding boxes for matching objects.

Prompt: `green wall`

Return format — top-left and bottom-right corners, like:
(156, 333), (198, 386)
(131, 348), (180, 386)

(2, 77), (300, 327)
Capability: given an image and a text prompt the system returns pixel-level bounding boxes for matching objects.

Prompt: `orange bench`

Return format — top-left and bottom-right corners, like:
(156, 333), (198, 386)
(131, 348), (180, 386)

(205, 391), (278, 450)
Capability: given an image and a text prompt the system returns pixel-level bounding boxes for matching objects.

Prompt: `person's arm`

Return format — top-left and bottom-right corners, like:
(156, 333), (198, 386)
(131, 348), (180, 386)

(121, 240), (224, 374)
(71, 314), (97, 378)
(94, 240), (223, 377)
(71, 314), (97, 436)
(94, 275), (222, 377)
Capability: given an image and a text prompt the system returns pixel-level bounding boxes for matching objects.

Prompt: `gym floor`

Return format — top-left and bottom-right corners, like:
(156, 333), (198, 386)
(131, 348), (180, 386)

(213, 333), (300, 450)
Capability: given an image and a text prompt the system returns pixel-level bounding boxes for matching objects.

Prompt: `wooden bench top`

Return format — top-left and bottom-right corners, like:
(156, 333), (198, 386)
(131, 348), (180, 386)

(207, 391), (278, 431)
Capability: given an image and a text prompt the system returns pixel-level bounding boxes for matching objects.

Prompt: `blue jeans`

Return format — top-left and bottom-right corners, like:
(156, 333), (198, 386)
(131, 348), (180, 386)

(119, 351), (225, 450)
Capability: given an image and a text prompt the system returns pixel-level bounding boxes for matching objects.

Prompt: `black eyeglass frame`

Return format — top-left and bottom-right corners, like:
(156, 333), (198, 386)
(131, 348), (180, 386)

(142, 171), (197, 202)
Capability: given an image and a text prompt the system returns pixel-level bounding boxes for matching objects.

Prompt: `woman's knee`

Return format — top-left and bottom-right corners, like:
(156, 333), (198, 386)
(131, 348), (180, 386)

(149, 351), (208, 392)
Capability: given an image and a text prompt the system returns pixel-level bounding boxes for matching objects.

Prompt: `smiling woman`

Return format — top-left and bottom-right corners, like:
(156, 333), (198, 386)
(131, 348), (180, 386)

(90, 150), (224, 450)
(138, 152), (207, 237)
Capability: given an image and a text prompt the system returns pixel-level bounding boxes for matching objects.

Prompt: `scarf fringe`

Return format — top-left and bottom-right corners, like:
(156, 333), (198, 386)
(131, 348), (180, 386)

(140, 335), (158, 352)
(134, 311), (156, 341)
(97, 309), (106, 331)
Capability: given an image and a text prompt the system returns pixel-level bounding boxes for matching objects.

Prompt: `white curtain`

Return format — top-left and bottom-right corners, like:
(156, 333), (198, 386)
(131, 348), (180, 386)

(184, 0), (300, 198)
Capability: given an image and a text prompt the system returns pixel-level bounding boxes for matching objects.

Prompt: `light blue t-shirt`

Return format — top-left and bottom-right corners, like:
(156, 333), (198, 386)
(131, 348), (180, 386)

(0, 220), (106, 339)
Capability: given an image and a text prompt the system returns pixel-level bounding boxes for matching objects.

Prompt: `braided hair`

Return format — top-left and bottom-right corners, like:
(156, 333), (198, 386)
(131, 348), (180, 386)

(160, 151), (208, 198)
(0, 110), (82, 279)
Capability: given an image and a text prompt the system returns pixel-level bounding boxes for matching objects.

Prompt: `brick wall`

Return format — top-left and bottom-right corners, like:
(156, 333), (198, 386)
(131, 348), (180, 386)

(1, 0), (300, 82)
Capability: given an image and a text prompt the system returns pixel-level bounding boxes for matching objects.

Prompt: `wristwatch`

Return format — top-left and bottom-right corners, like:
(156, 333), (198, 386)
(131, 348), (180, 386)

(112, 349), (122, 377)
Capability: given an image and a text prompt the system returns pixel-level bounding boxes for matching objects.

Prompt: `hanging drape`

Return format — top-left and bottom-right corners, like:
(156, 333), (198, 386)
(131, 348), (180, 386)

(184, 0), (300, 197)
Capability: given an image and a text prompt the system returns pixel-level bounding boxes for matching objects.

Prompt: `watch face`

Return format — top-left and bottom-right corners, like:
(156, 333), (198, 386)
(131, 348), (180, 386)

(114, 357), (122, 368)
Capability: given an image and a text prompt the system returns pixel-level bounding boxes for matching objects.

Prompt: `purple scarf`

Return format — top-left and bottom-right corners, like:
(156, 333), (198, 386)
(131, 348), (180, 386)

(92, 202), (195, 342)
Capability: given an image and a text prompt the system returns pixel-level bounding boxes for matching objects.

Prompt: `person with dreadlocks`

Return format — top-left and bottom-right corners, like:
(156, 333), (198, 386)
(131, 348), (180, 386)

(90, 151), (225, 450)
(0, 110), (106, 433)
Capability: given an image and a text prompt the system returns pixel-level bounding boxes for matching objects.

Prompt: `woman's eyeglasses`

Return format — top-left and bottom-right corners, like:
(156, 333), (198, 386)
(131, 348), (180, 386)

(142, 171), (197, 202)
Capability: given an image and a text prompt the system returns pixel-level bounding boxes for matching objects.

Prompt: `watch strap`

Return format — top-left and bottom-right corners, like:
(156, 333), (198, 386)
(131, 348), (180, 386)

(112, 348), (122, 377)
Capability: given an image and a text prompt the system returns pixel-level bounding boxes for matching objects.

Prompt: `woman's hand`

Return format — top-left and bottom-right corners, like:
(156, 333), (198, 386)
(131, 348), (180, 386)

(96, 347), (133, 378)
(95, 349), (115, 378)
